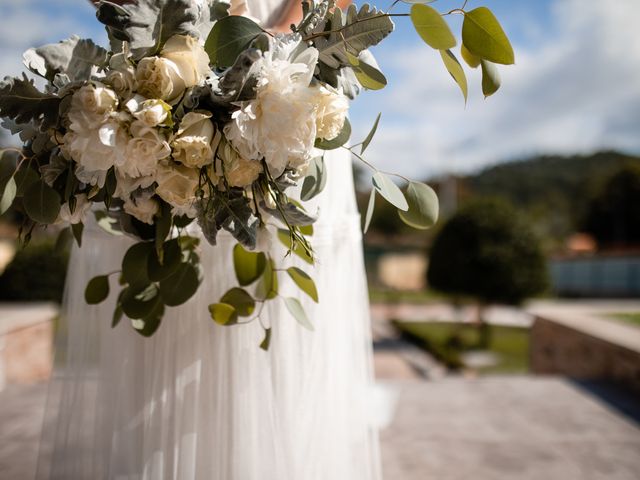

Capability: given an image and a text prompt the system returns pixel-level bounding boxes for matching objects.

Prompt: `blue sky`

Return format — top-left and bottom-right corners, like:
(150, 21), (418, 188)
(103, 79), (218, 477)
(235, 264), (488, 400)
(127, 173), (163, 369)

(1, 0), (638, 179)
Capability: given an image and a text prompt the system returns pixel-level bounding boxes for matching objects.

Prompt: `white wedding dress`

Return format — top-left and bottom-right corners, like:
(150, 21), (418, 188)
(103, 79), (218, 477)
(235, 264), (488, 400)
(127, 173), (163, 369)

(36, 2), (382, 479)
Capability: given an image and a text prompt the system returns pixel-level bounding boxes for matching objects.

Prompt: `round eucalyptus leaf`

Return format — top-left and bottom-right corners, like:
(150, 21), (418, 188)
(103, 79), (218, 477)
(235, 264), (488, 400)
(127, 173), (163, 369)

(148, 239), (182, 282)
(23, 180), (61, 224)
(233, 244), (267, 286)
(121, 285), (160, 320)
(220, 287), (255, 317)
(132, 301), (164, 337)
(398, 182), (439, 230)
(462, 7), (515, 65)
(122, 242), (153, 288)
(159, 263), (200, 307)
(255, 259), (278, 300)
(14, 167), (38, 197)
(209, 303), (238, 326)
(286, 267), (318, 303)
(205, 15), (263, 68)
(461, 43), (481, 68)
(85, 275), (110, 304)
(481, 59), (501, 98)
(440, 49), (468, 102)
(372, 172), (408, 211)
(284, 297), (313, 331)
(410, 4), (456, 50)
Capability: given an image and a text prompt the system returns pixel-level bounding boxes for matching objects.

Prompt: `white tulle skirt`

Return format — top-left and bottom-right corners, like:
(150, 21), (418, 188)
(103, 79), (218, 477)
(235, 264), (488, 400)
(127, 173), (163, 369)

(36, 149), (382, 480)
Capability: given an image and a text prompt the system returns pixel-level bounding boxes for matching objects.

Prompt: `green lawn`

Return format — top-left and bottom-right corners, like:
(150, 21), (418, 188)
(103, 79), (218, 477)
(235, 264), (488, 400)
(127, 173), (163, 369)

(393, 320), (530, 374)
(369, 289), (444, 304)
(608, 312), (640, 327)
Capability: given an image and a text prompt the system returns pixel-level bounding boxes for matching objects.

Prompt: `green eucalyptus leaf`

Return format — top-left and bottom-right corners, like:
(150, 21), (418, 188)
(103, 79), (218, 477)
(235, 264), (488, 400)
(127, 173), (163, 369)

(286, 267), (318, 303)
(122, 242), (153, 288)
(300, 156), (327, 202)
(284, 297), (313, 331)
(255, 259), (278, 300)
(23, 180), (61, 224)
(205, 15), (263, 68)
(147, 239), (182, 282)
(112, 304), (124, 328)
(361, 113), (381, 154)
(209, 302), (238, 325)
(121, 284), (160, 319)
(364, 188), (376, 233)
(398, 182), (439, 230)
(462, 7), (514, 65)
(481, 59), (501, 98)
(0, 176), (16, 215)
(13, 167), (38, 197)
(259, 327), (272, 351)
(347, 53), (387, 91)
(315, 118), (351, 150)
(410, 4), (456, 50)
(440, 49), (468, 102)
(233, 244), (267, 286)
(461, 43), (481, 68)
(220, 287), (255, 316)
(277, 229), (313, 264)
(372, 172), (408, 211)
(159, 263), (200, 306)
(132, 301), (164, 337)
(85, 275), (110, 304)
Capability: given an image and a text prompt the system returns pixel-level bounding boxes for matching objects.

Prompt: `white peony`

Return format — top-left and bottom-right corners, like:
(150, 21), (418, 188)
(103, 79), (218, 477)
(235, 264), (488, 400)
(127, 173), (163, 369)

(123, 190), (159, 225)
(155, 163), (200, 217)
(314, 85), (349, 140)
(136, 56), (186, 103)
(161, 35), (210, 88)
(171, 112), (219, 168)
(57, 193), (92, 225)
(223, 38), (319, 177)
(119, 120), (170, 178)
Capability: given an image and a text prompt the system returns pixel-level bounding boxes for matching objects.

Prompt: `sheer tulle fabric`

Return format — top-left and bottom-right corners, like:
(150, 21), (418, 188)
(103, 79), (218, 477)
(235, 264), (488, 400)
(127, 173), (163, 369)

(36, 148), (382, 480)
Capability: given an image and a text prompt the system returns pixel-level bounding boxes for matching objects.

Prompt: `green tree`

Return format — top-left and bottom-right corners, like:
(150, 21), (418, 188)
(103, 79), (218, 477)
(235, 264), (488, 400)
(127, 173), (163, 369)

(427, 199), (547, 346)
(582, 165), (640, 248)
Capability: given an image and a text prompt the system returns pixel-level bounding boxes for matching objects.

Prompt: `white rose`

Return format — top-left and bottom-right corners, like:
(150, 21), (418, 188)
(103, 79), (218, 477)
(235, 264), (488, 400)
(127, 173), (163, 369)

(119, 120), (170, 178)
(223, 41), (319, 177)
(155, 163), (200, 217)
(57, 194), (92, 225)
(67, 84), (118, 129)
(123, 191), (159, 225)
(171, 112), (219, 168)
(136, 56), (186, 103)
(314, 85), (349, 140)
(219, 142), (262, 187)
(132, 99), (171, 127)
(161, 35), (210, 88)
(105, 53), (136, 98)
(113, 169), (156, 200)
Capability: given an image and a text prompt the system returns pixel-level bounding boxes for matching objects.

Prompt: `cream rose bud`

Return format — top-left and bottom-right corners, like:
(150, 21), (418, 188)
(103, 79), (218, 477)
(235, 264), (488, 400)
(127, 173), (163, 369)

(136, 56), (186, 103)
(219, 142), (262, 187)
(155, 163), (200, 217)
(171, 112), (218, 168)
(314, 85), (349, 140)
(106, 54), (136, 99)
(120, 121), (171, 178)
(161, 35), (210, 88)
(72, 84), (118, 116)
(57, 194), (92, 225)
(123, 191), (159, 225)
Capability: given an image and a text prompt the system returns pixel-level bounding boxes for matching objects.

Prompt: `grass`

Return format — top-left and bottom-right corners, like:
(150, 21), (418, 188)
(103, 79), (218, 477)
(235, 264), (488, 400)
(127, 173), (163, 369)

(393, 320), (530, 374)
(608, 312), (640, 327)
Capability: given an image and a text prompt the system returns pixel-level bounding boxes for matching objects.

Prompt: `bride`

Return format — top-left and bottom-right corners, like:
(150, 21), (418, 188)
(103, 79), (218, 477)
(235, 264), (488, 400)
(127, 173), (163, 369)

(36, 1), (382, 479)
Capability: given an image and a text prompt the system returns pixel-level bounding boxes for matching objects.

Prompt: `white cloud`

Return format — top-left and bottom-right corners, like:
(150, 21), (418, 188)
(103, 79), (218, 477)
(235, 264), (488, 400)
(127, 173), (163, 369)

(350, 0), (640, 179)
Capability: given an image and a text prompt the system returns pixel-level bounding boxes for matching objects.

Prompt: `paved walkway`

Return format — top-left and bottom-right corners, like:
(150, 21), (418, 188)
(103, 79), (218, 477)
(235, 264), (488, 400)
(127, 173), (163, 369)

(1, 377), (639, 480)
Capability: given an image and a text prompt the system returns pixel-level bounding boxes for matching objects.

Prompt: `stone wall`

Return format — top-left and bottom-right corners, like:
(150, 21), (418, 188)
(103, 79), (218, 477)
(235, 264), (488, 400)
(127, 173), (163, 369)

(530, 316), (640, 394)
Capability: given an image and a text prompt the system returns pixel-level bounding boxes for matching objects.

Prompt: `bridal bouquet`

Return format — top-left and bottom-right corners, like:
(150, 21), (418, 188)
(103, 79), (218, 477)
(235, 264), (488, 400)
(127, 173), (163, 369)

(0, 0), (513, 344)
